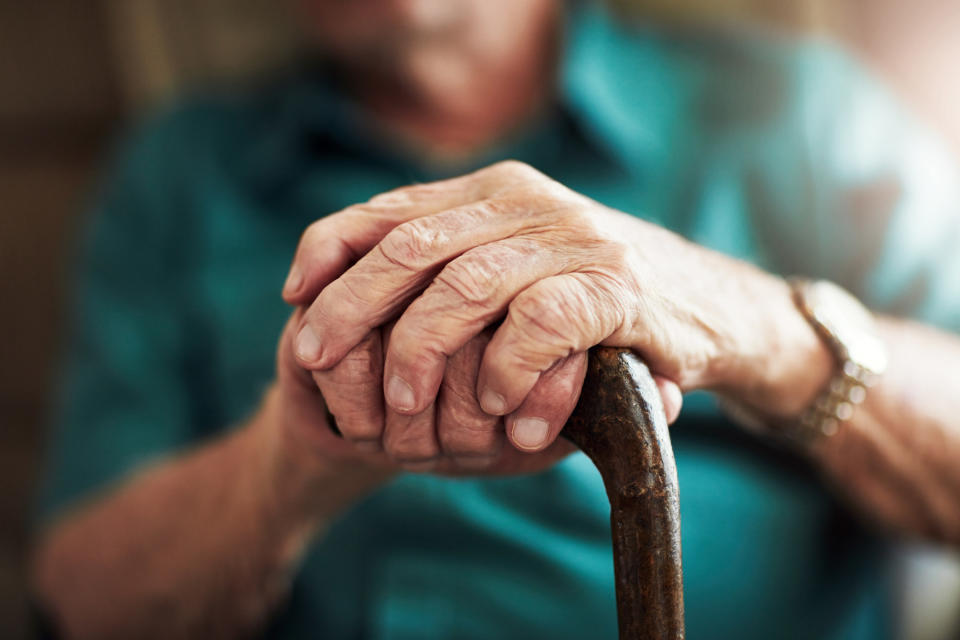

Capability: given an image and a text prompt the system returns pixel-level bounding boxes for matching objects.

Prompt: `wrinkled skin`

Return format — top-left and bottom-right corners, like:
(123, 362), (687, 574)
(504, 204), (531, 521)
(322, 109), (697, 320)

(278, 161), (692, 473)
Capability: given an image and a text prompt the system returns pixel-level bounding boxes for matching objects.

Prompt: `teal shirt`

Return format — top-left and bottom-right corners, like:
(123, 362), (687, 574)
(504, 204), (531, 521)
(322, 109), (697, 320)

(39, 5), (960, 639)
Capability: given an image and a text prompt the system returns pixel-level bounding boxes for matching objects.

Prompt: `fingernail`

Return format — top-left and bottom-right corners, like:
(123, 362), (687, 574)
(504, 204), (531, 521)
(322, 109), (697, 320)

(386, 375), (416, 411)
(480, 388), (507, 415)
(284, 264), (303, 295)
(295, 325), (323, 363)
(663, 382), (683, 424)
(512, 417), (549, 450)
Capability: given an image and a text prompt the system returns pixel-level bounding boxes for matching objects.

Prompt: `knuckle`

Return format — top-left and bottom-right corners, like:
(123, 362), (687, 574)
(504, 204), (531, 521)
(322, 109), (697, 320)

(321, 202), (376, 232)
(343, 201), (385, 217)
(443, 383), (495, 427)
(451, 198), (524, 227)
(510, 286), (581, 347)
(333, 414), (382, 442)
(383, 428), (438, 463)
(470, 197), (511, 218)
(531, 361), (585, 412)
(485, 161), (573, 202)
(595, 237), (634, 271)
(390, 324), (448, 367)
(489, 159), (541, 181)
(557, 206), (600, 235)
(315, 389), (382, 442)
(439, 425), (501, 457)
(316, 279), (365, 323)
(434, 254), (505, 307)
(378, 219), (446, 271)
(334, 344), (380, 383)
(299, 219), (328, 250)
(367, 186), (416, 208)
(512, 276), (620, 350)
(438, 403), (501, 456)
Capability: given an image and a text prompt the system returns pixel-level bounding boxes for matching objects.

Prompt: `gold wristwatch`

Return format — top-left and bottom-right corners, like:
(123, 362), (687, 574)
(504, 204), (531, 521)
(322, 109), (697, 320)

(788, 279), (888, 441)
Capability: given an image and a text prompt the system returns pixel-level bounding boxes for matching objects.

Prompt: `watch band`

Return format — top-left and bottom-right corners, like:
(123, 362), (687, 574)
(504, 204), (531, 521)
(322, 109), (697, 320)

(794, 365), (870, 439)
(787, 279), (886, 442)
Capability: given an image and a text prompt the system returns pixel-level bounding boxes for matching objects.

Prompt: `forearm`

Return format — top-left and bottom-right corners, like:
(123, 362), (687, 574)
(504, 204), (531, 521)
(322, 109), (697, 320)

(664, 232), (960, 544)
(32, 387), (392, 639)
(618, 218), (960, 543)
(809, 317), (960, 544)
(729, 283), (960, 543)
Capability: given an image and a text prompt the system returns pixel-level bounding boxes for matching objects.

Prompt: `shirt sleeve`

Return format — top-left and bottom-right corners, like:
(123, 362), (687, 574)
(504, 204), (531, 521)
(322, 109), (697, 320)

(763, 43), (960, 332)
(34, 114), (200, 525)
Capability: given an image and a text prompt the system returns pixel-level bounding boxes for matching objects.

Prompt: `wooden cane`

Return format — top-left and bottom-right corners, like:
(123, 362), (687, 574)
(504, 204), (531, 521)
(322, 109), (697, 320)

(322, 346), (684, 637)
(563, 347), (685, 640)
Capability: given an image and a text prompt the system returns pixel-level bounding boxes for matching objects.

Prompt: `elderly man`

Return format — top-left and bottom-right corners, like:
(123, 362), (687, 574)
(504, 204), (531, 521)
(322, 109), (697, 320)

(31, 0), (960, 638)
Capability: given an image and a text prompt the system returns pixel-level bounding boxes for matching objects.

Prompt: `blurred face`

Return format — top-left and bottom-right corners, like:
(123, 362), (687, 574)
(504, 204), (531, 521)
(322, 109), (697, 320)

(301, 0), (477, 58)
(298, 0), (558, 105)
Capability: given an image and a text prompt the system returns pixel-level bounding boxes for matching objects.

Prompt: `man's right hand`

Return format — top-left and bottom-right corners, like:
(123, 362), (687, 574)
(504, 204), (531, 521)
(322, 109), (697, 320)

(272, 307), (683, 479)
(273, 311), (584, 476)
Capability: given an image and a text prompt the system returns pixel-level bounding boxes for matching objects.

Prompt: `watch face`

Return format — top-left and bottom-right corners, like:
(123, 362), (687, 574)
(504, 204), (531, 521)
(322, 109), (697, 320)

(844, 331), (888, 375)
(806, 281), (888, 375)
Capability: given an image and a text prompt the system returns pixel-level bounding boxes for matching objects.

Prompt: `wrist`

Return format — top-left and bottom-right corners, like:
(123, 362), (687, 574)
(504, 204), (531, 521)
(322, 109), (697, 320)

(246, 386), (396, 539)
(715, 274), (834, 418)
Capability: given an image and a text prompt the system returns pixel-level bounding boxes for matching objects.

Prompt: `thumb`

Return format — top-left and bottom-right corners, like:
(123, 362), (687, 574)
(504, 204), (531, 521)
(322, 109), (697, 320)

(653, 375), (683, 425)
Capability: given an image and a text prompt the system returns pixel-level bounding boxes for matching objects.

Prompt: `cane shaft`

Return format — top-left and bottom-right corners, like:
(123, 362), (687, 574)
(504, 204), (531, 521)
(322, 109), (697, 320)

(564, 348), (685, 640)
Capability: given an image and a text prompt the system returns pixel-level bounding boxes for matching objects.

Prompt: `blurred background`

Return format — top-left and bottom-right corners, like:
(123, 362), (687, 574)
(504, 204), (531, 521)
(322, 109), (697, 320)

(2, 1), (959, 637)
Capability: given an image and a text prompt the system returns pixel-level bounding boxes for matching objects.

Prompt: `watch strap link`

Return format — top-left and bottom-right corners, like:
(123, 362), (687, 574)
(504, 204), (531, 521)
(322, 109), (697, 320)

(787, 279), (884, 443)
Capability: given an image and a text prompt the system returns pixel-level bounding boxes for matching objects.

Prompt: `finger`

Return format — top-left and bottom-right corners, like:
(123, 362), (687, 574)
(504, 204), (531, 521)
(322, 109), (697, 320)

(382, 237), (577, 414)
(654, 375), (683, 425)
(276, 308), (321, 393)
(506, 352), (587, 452)
(382, 401), (441, 472)
(282, 211), (387, 305)
(477, 273), (628, 415)
(275, 309), (345, 452)
(294, 196), (560, 371)
(380, 323), (441, 471)
(435, 330), (504, 470)
(311, 330), (386, 451)
(282, 187), (472, 305)
(282, 161), (538, 305)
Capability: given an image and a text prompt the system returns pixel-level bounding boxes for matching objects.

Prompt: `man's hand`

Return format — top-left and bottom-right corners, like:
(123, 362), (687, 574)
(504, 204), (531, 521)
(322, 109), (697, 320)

(275, 308), (671, 474)
(285, 161), (783, 470)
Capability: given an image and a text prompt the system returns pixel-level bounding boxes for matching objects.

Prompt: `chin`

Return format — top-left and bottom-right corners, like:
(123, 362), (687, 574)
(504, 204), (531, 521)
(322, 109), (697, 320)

(401, 44), (478, 107)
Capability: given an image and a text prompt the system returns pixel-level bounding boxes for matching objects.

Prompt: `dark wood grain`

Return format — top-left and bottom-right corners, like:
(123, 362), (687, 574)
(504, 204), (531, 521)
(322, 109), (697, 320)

(564, 347), (685, 640)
